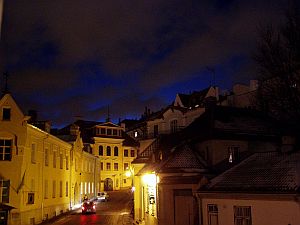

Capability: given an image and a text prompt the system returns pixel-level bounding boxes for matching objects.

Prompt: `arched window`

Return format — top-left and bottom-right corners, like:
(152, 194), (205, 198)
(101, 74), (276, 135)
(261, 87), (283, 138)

(99, 146), (103, 156)
(114, 147), (118, 156)
(106, 146), (111, 156)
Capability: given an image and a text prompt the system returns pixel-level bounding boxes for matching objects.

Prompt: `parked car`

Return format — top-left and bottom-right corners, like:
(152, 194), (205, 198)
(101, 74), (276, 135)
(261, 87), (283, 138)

(81, 201), (96, 214)
(97, 192), (109, 201)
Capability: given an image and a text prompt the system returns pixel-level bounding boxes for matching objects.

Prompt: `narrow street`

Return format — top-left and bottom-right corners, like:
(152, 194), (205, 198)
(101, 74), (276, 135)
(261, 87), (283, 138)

(41, 190), (133, 225)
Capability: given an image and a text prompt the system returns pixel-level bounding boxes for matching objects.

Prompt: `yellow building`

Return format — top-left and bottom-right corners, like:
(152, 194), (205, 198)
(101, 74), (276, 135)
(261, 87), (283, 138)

(73, 120), (139, 191)
(0, 93), (100, 225)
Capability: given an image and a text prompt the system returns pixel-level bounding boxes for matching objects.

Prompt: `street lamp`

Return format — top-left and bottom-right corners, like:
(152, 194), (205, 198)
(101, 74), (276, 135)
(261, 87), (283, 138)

(125, 167), (134, 192)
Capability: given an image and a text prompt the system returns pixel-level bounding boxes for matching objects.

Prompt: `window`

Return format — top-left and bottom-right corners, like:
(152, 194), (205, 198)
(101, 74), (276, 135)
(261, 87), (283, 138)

(44, 180), (48, 199)
(114, 147), (118, 156)
(45, 148), (49, 166)
(99, 145), (103, 156)
(153, 125), (158, 137)
(107, 129), (112, 135)
(0, 180), (10, 203)
(208, 204), (218, 225)
(52, 180), (56, 198)
(28, 193), (34, 204)
(106, 163), (111, 171)
(114, 163), (118, 171)
(134, 131), (138, 138)
(53, 151), (57, 168)
(0, 139), (12, 161)
(60, 153), (63, 169)
(66, 156), (69, 170)
(234, 206), (252, 225)
(66, 181), (69, 197)
(31, 143), (36, 163)
(59, 181), (62, 197)
(106, 146), (111, 156)
(124, 163), (129, 171)
(100, 162), (103, 170)
(130, 149), (135, 157)
(228, 147), (240, 163)
(170, 120), (178, 133)
(101, 128), (106, 134)
(113, 129), (117, 135)
(2, 108), (11, 120)
(124, 149), (128, 157)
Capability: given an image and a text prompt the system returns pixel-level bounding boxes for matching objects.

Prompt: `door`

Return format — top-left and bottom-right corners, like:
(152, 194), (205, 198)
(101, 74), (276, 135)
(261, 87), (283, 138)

(174, 196), (194, 225)
(104, 178), (113, 191)
(0, 211), (8, 225)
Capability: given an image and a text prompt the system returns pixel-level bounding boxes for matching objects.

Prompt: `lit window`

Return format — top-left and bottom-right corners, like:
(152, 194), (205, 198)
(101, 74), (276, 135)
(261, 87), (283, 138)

(234, 206), (252, 225)
(0, 139), (12, 161)
(124, 163), (129, 171)
(134, 131), (138, 137)
(228, 147), (240, 163)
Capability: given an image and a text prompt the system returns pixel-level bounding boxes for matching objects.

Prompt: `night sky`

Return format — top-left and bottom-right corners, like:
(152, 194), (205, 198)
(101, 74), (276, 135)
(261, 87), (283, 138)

(0, 0), (288, 128)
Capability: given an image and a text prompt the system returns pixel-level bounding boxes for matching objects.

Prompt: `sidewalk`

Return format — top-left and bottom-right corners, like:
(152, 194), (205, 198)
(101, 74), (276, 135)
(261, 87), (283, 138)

(133, 212), (158, 225)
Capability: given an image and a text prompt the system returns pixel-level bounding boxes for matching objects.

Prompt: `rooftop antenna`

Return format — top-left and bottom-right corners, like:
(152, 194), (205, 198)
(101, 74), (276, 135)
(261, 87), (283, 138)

(206, 67), (215, 87)
(2, 71), (9, 94)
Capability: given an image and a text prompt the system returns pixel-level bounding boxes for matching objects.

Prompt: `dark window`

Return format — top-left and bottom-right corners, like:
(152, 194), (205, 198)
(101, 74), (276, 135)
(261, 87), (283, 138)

(2, 108), (11, 120)
(28, 193), (34, 204)
(154, 125), (158, 137)
(130, 149), (135, 157)
(114, 163), (118, 171)
(106, 163), (111, 171)
(170, 120), (178, 133)
(107, 129), (112, 135)
(234, 206), (252, 225)
(0, 139), (12, 161)
(124, 149), (128, 157)
(114, 147), (118, 156)
(208, 204), (218, 225)
(1, 180), (10, 203)
(101, 128), (106, 134)
(99, 146), (103, 156)
(124, 163), (129, 171)
(113, 129), (117, 135)
(106, 146), (111, 156)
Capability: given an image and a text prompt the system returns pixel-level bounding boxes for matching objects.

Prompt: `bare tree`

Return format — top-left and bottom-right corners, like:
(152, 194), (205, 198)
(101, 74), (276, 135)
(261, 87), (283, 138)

(254, 3), (300, 125)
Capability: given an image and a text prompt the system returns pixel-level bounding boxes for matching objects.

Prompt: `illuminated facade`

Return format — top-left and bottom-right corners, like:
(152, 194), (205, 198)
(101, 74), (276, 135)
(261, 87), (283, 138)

(0, 94), (100, 225)
(72, 120), (139, 191)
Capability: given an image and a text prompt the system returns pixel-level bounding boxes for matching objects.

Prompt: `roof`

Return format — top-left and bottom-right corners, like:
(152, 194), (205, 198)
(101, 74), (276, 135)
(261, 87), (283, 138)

(158, 145), (209, 173)
(185, 106), (282, 142)
(201, 151), (300, 193)
(178, 87), (210, 108)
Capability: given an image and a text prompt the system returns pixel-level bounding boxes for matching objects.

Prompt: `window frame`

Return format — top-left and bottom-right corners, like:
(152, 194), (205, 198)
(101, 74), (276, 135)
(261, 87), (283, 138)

(234, 206), (252, 225)
(0, 139), (12, 161)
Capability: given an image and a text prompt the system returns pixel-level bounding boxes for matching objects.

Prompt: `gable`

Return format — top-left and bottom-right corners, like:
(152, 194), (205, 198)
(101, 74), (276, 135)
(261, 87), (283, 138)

(0, 94), (25, 123)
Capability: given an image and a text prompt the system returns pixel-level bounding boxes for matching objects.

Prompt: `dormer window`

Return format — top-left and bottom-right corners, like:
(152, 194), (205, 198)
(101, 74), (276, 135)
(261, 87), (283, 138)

(2, 108), (11, 121)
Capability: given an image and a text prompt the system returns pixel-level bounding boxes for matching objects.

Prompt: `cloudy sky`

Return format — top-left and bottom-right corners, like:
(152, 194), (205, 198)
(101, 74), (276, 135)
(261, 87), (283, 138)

(0, 0), (289, 127)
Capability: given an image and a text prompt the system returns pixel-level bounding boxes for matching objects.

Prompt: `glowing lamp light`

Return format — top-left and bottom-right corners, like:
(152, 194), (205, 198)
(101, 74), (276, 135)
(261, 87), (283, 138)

(142, 173), (157, 186)
(125, 170), (131, 177)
